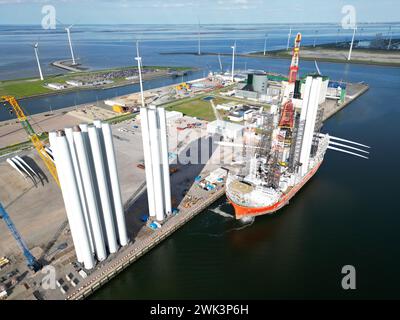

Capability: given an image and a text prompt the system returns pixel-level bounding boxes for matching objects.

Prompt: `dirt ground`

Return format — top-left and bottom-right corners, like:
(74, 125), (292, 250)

(0, 105), (118, 148)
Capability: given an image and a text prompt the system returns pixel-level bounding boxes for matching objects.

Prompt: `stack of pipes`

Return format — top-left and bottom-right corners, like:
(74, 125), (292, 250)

(140, 106), (172, 222)
(50, 121), (128, 270)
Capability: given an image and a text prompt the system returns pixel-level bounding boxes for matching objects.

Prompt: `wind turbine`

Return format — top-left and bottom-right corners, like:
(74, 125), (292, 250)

(313, 30), (318, 47)
(314, 60), (322, 76)
(286, 27), (292, 50)
(387, 26), (393, 50)
(263, 33), (268, 55)
(135, 41), (145, 107)
(218, 53), (223, 71)
(197, 19), (201, 55)
(336, 28), (341, 45)
(231, 41), (236, 82)
(348, 25), (357, 61)
(33, 43), (44, 81)
(65, 25), (76, 65)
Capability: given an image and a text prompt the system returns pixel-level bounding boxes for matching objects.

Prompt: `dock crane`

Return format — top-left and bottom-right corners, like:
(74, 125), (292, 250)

(0, 203), (41, 272)
(1, 96), (59, 186)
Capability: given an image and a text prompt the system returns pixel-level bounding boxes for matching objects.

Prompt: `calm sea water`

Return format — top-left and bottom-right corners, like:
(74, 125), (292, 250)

(1, 24), (400, 298)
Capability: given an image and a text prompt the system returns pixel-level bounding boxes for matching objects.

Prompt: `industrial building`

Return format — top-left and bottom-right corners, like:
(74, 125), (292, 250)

(236, 73), (268, 100)
(207, 120), (244, 141)
(166, 111), (183, 123)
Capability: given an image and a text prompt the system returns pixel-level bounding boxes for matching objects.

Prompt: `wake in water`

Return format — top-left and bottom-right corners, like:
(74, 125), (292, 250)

(240, 216), (255, 224)
(232, 216), (255, 231)
(210, 205), (234, 219)
(189, 205), (255, 237)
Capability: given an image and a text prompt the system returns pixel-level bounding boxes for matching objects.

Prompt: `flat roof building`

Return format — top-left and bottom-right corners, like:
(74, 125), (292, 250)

(207, 120), (244, 140)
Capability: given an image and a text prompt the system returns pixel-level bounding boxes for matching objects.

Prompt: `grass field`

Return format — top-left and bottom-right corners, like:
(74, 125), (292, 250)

(0, 66), (192, 99)
(164, 95), (235, 122)
(0, 78), (53, 98)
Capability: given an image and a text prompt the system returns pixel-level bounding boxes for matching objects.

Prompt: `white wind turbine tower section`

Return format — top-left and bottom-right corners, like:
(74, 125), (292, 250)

(50, 131), (94, 270)
(135, 41), (145, 107)
(72, 126), (107, 261)
(65, 127), (94, 254)
(148, 107), (165, 221)
(88, 125), (118, 254)
(102, 123), (128, 246)
(140, 108), (156, 218)
(140, 105), (172, 222)
(298, 76), (323, 177)
(50, 121), (129, 269)
(157, 107), (172, 216)
(33, 43), (44, 81)
(65, 25), (76, 65)
(348, 25), (357, 61)
(231, 41), (236, 82)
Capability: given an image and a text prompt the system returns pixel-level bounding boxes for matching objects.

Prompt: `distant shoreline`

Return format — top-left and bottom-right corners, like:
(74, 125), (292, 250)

(161, 46), (400, 67)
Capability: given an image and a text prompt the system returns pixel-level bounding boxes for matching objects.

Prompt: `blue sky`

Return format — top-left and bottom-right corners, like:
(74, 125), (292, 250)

(1, 0), (399, 24)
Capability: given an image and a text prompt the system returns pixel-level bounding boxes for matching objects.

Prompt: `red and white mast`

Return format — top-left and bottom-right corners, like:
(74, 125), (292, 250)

(288, 33), (302, 83)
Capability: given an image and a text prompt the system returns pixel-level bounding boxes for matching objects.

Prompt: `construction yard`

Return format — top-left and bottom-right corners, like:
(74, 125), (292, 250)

(0, 108), (234, 299)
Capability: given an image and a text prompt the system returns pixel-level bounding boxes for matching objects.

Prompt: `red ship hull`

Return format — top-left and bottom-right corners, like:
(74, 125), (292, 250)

(227, 161), (323, 219)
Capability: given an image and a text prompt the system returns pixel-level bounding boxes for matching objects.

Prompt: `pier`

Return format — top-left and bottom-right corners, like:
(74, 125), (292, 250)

(322, 82), (369, 121)
(51, 60), (84, 73)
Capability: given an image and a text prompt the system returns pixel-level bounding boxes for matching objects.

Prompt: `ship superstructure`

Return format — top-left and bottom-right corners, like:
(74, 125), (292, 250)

(225, 33), (369, 219)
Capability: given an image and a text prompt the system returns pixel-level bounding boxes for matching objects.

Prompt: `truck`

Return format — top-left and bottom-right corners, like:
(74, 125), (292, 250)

(169, 167), (178, 174)
(0, 290), (8, 300)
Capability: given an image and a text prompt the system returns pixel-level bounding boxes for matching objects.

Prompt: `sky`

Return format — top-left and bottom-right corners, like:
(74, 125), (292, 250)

(0, 0), (399, 25)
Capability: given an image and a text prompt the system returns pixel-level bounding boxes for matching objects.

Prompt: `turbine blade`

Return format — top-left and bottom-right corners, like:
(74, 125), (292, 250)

(320, 134), (370, 148)
(327, 146), (369, 159)
(329, 141), (369, 154)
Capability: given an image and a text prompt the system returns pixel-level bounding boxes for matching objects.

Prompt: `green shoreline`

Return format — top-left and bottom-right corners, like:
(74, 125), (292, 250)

(0, 66), (195, 100)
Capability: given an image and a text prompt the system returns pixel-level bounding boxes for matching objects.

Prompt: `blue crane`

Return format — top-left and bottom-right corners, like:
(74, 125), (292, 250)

(0, 203), (41, 272)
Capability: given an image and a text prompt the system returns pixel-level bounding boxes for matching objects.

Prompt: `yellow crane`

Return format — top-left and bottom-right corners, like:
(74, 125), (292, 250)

(1, 95), (60, 187)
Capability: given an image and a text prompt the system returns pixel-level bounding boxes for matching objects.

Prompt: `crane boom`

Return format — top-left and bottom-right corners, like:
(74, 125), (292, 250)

(288, 33), (302, 83)
(0, 203), (41, 271)
(1, 96), (60, 186)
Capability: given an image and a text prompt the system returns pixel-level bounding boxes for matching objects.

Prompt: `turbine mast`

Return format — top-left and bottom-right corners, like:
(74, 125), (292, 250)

(286, 27), (292, 51)
(135, 41), (145, 108)
(197, 20), (201, 55)
(231, 41), (236, 82)
(33, 43), (44, 81)
(348, 26), (357, 61)
(65, 26), (76, 65)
